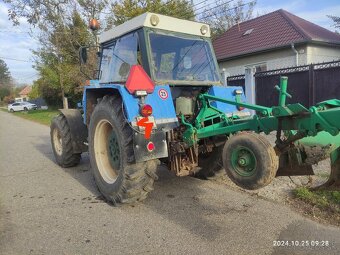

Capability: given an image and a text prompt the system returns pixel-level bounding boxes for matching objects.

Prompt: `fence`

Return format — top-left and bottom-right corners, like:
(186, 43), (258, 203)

(226, 60), (340, 107)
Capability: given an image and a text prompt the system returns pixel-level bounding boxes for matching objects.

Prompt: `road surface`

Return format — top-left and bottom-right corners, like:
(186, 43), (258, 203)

(0, 111), (339, 255)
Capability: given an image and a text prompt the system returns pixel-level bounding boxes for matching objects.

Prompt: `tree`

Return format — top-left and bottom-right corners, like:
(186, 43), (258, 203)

(107, 0), (194, 27)
(199, 0), (257, 38)
(0, 87), (10, 101)
(31, 10), (94, 107)
(5, 0), (99, 108)
(0, 59), (12, 86)
(0, 59), (13, 102)
(328, 15), (340, 31)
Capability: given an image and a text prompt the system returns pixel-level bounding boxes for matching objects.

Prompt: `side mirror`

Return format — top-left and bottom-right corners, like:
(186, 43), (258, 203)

(79, 47), (88, 64)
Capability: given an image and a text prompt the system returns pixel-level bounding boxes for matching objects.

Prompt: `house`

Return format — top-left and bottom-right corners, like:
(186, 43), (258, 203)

(17, 85), (32, 102)
(213, 9), (340, 77)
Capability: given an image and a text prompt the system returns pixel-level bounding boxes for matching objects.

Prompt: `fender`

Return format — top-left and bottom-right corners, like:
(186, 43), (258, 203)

(83, 84), (177, 162)
(59, 109), (88, 153)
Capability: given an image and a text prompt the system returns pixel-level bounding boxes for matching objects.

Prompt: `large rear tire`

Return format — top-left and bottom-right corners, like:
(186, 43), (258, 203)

(222, 132), (278, 190)
(50, 114), (81, 167)
(88, 95), (159, 205)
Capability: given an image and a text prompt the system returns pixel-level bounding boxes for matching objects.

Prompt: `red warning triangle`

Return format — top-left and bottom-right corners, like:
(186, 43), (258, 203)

(125, 65), (155, 94)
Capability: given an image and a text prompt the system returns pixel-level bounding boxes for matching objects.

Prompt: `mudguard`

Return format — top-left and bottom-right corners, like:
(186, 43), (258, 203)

(83, 84), (178, 129)
(59, 109), (88, 153)
(83, 83), (177, 162)
(208, 86), (250, 116)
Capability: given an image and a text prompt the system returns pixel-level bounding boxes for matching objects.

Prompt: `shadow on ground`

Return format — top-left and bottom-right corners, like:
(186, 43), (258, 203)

(32, 134), (256, 241)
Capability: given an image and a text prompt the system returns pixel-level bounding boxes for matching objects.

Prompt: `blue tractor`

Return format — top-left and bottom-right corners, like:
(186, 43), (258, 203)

(50, 13), (249, 204)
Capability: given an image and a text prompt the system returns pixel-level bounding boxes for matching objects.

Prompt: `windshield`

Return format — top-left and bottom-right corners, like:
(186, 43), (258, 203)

(148, 32), (220, 84)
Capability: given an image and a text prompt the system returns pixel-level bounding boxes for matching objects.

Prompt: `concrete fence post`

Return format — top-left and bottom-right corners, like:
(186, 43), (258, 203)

(245, 67), (255, 115)
(221, 68), (228, 86)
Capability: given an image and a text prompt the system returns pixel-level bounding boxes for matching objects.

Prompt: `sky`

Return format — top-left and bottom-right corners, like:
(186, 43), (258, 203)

(0, 0), (339, 85)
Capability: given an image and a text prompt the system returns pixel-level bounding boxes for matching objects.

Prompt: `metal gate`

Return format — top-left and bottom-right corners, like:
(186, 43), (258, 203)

(227, 60), (340, 108)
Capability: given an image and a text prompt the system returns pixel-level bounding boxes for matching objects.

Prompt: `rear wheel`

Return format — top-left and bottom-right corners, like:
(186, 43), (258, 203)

(50, 114), (81, 167)
(89, 95), (159, 205)
(222, 132), (278, 190)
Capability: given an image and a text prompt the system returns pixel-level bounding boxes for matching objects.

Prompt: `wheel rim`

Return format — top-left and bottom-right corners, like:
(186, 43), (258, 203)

(52, 128), (63, 156)
(94, 119), (120, 184)
(230, 146), (257, 177)
(108, 130), (120, 170)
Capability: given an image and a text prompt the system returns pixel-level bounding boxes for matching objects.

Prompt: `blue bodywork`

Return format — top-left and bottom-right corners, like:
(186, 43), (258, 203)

(207, 86), (247, 113)
(83, 81), (246, 125)
(82, 81), (245, 162)
(83, 82), (177, 126)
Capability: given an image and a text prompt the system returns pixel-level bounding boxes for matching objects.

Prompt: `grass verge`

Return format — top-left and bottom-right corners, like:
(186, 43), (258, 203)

(291, 187), (340, 226)
(2, 109), (59, 126)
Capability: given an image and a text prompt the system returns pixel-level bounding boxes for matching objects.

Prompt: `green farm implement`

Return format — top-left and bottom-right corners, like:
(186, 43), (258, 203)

(182, 76), (340, 190)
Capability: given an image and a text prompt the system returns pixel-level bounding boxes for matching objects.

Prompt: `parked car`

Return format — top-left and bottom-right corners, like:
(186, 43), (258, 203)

(7, 102), (37, 112)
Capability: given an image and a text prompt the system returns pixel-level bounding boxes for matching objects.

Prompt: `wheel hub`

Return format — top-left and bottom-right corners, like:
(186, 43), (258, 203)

(108, 131), (120, 170)
(231, 146), (257, 177)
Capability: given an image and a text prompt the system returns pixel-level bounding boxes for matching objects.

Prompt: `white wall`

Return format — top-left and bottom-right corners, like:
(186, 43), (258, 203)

(306, 44), (340, 64)
(218, 45), (308, 76)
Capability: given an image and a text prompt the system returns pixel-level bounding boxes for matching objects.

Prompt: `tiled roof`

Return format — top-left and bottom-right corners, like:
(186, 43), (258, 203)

(213, 9), (340, 61)
(19, 86), (32, 96)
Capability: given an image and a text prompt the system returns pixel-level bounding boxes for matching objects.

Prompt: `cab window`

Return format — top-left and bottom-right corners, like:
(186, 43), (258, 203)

(100, 32), (139, 83)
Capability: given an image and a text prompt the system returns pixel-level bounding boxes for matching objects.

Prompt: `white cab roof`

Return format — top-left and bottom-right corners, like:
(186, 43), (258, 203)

(99, 12), (211, 43)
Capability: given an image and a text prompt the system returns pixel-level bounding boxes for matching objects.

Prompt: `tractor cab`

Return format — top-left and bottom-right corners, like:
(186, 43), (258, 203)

(98, 13), (221, 86)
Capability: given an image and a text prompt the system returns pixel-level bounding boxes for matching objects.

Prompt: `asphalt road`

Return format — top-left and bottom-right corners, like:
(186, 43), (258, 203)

(0, 111), (339, 255)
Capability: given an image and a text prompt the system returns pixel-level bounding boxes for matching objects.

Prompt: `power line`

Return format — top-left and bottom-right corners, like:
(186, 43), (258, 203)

(175, 0), (237, 20)
(194, 0), (240, 18)
(0, 56), (32, 63)
(15, 73), (39, 80)
(198, 1), (255, 20)
(0, 30), (30, 34)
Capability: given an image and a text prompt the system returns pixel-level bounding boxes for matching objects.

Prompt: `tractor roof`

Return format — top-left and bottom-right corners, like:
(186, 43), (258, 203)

(99, 12), (211, 44)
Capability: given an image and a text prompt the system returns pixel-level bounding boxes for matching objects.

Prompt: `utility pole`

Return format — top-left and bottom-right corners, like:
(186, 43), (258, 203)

(55, 32), (68, 109)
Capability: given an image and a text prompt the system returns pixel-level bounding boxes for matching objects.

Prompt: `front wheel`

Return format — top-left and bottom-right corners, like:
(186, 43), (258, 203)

(222, 132), (279, 190)
(9, 108), (14, 113)
(89, 95), (159, 205)
(50, 114), (81, 167)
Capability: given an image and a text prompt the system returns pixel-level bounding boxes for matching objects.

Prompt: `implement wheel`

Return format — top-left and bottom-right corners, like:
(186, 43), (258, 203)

(89, 95), (159, 205)
(222, 132), (279, 190)
(50, 114), (81, 167)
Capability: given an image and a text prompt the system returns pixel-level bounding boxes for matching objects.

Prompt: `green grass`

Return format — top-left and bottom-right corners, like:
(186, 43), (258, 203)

(293, 187), (340, 212)
(10, 109), (59, 126)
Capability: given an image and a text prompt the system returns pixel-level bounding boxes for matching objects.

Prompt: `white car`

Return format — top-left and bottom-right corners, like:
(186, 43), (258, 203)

(8, 102), (37, 112)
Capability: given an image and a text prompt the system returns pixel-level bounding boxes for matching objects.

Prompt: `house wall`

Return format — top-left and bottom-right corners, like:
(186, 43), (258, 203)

(17, 95), (29, 102)
(218, 45), (307, 76)
(306, 44), (340, 64)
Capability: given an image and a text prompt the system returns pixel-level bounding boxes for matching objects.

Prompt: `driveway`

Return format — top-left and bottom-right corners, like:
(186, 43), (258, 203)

(0, 111), (339, 254)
